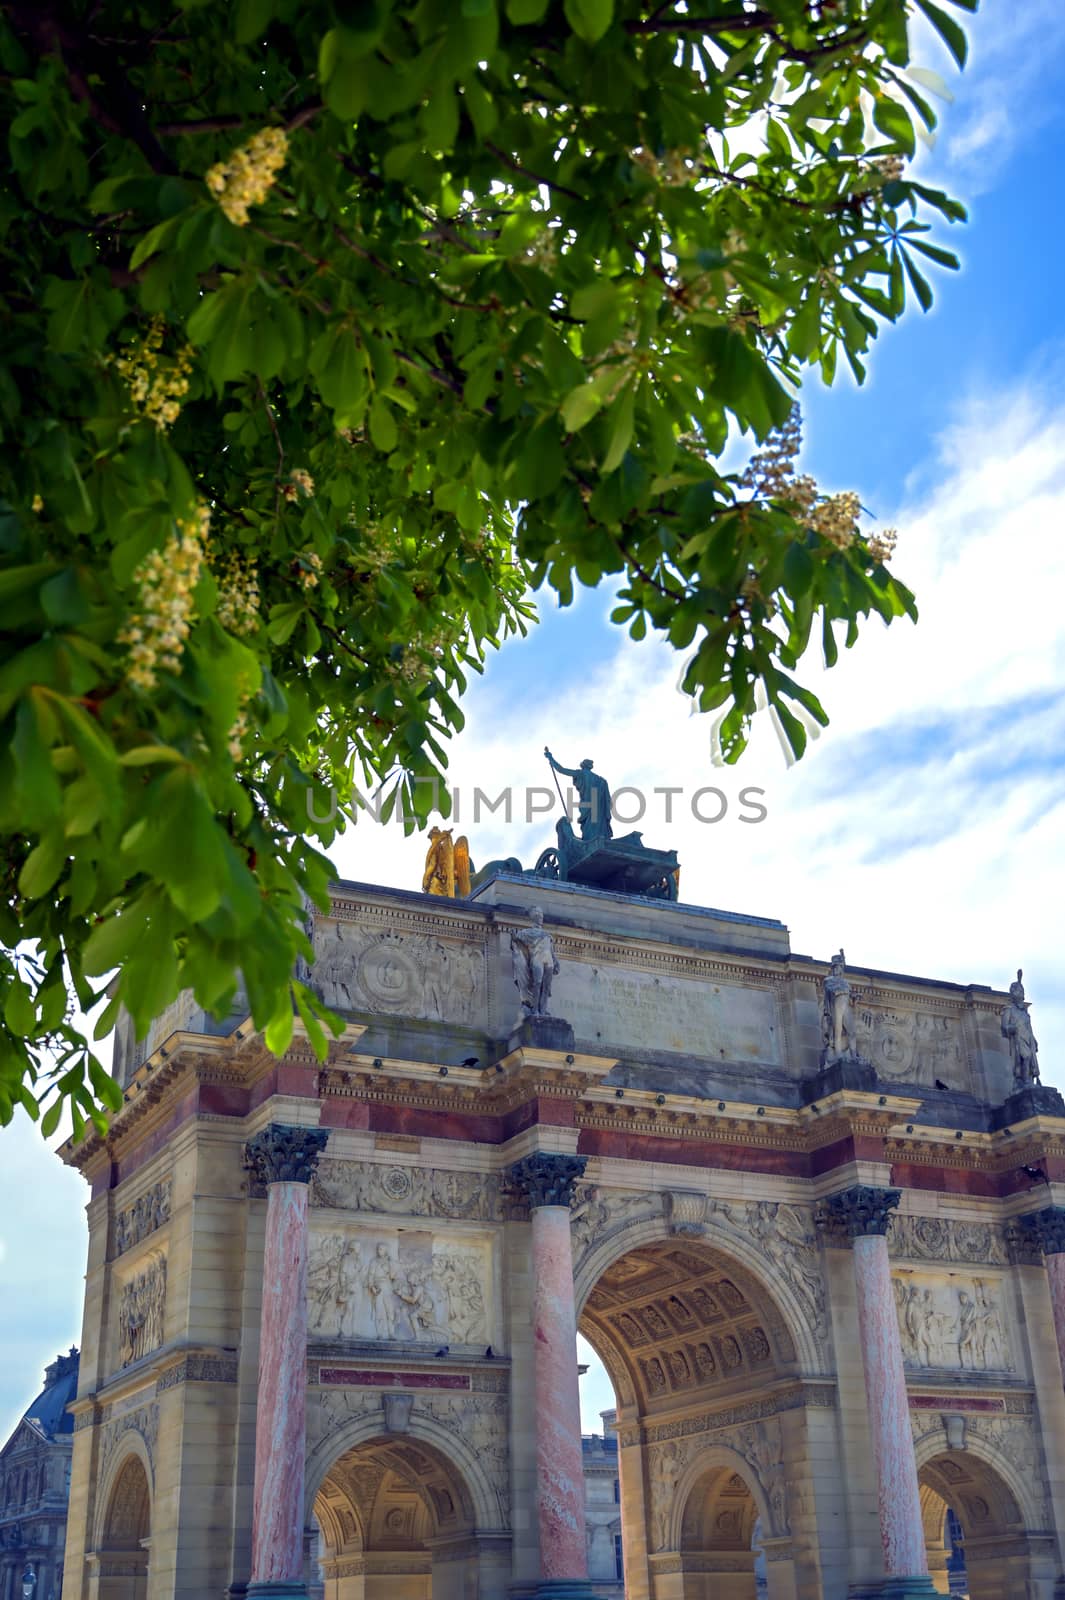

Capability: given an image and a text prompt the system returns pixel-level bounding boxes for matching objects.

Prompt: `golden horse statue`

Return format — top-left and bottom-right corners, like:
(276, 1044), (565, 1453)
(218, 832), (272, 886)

(421, 827), (471, 898)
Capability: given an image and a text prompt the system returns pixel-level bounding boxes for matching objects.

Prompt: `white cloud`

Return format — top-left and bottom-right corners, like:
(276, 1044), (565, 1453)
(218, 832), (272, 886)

(908, 1), (1065, 196)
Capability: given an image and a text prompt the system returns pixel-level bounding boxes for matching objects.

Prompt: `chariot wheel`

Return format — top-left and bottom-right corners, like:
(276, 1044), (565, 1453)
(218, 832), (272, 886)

(534, 847), (561, 879)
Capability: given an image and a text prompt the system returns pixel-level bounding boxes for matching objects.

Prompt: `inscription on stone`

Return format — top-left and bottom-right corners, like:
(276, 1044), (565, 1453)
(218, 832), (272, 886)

(554, 963), (781, 1064)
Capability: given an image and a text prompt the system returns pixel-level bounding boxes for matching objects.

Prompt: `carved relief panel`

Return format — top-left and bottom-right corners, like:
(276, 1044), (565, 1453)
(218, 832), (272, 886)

(308, 1225), (494, 1349)
(115, 1250), (168, 1369)
(311, 919), (486, 1025)
(854, 1005), (965, 1087)
(892, 1271), (1014, 1374)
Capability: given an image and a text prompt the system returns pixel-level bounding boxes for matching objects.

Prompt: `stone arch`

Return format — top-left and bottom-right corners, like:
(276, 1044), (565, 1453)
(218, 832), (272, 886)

(305, 1408), (502, 1533)
(573, 1209), (823, 1375)
(92, 1431), (154, 1553)
(92, 1451), (152, 1600)
(913, 1437), (1052, 1600)
(912, 1426), (1045, 1536)
(673, 1443), (776, 1554)
(306, 1422), (509, 1599)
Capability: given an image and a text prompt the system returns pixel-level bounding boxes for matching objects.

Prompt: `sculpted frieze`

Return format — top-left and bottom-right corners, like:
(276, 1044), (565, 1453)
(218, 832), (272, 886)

(308, 1230), (490, 1347)
(889, 1215), (1008, 1267)
(311, 1160), (503, 1222)
(311, 920), (485, 1024)
(113, 1181), (171, 1257)
(893, 1274), (1013, 1374)
(118, 1253), (167, 1368)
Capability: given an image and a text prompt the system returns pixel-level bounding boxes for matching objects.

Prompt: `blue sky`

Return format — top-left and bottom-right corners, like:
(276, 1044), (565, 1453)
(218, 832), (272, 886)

(3, 4), (1065, 1442)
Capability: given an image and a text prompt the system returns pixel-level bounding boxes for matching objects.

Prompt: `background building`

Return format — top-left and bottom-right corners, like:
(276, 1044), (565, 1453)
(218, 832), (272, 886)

(0, 1351), (78, 1600)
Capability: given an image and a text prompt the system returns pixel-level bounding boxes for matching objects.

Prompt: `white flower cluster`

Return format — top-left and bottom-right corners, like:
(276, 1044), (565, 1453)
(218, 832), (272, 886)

(205, 126), (289, 227)
(120, 502), (209, 691)
(740, 406), (898, 559)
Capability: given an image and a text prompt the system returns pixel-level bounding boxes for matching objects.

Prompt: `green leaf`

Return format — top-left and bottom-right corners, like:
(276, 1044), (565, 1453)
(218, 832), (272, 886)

(564, 0), (613, 42)
(369, 395), (398, 453)
(4, 978), (37, 1036)
(562, 376), (610, 432)
(601, 382), (636, 474)
(234, 0), (276, 42)
(81, 899), (154, 976)
(264, 994), (295, 1055)
(507, 0), (548, 17)
(118, 745), (187, 766)
(914, 0), (969, 68)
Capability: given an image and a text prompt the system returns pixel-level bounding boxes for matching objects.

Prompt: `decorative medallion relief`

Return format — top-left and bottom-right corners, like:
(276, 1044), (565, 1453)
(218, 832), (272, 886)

(893, 1273), (1013, 1374)
(311, 1160), (504, 1222)
(889, 1216), (1008, 1267)
(113, 1181), (171, 1258)
(311, 921), (485, 1023)
(308, 1229), (490, 1347)
(854, 1006), (965, 1086)
(117, 1253), (167, 1368)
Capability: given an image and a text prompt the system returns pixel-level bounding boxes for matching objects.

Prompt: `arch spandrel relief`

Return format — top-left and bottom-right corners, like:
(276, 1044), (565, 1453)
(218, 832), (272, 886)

(307, 1226), (493, 1349)
(892, 1271), (1014, 1374)
(310, 918), (486, 1023)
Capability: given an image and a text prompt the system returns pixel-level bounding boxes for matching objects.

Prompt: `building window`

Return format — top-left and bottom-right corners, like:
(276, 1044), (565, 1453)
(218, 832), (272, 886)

(613, 1477), (620, 1503)
(614, 1533), (624, 1580)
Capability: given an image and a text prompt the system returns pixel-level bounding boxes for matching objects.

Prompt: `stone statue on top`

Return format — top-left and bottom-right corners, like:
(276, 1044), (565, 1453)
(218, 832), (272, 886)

(1001, 969), (1040, 1087)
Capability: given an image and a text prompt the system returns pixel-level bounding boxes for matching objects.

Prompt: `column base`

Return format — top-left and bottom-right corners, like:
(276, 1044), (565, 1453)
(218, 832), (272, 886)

(246, 1583), (309, 1600)
(849, 1582), (939, 1599)
(531, 1583), (599, 1599)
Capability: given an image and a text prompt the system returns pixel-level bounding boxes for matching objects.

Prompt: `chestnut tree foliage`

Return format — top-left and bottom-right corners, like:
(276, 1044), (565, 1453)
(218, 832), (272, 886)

(0, 0), (975, 1134)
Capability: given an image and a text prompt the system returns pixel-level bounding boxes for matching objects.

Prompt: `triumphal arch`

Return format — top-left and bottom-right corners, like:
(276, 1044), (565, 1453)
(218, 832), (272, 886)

(59, 798), (1065, 1600)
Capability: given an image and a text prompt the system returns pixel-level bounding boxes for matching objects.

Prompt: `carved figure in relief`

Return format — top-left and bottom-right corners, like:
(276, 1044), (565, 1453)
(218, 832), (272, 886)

(395, 1268), (449, 1342)
(1001, 969), (1040, 1086)
(821, 950), (858, 1065)
(957, 1292), (980, 1369)
(366, 1244), (399, 1340)
(118, 1256), (167, 1367)
(510, 907), (560, 1017)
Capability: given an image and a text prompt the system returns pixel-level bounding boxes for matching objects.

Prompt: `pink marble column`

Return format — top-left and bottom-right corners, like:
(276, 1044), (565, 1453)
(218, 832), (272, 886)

(1025, 1207), (1065, 1380)
(826, 1185), (932, 1595)
(244, 1124), (329, 1600)
(511, 1153), (595, 1599)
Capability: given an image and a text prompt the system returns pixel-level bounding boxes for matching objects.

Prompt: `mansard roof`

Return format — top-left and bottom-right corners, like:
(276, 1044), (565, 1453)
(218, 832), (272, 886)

(1, 1349), (79, 1456)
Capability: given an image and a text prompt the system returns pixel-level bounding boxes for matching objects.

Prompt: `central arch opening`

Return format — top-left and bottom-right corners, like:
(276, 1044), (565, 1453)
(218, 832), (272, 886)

(310, 1434), (478, 1600)
(577, 1236), (804, 1600)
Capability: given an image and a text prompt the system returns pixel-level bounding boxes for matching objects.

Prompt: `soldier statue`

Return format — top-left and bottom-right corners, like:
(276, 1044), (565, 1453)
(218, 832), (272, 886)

(510, 907), (560, 1017)
(1001, 969), (1040, 1086)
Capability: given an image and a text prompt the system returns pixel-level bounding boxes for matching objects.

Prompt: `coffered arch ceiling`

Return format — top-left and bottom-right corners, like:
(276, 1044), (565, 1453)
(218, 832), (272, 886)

(314, 1435), (474, 1559)
(919, 1451), (1024, 1546)
(681, 1464), (762, 1554)
(579, 1240), (797, 1410)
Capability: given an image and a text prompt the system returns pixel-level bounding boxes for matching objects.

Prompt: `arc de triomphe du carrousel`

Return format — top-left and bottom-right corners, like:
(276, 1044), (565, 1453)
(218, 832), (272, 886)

(58, 759), (1065, 1600)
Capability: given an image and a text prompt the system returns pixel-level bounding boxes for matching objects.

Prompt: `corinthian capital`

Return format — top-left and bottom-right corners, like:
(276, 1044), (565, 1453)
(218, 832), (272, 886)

(508, 1152), (587, 1210)
(821, 1184), (901, 1241)
(1020, 1205), (1065, 1257)
(244, 1124), (329, 1186)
